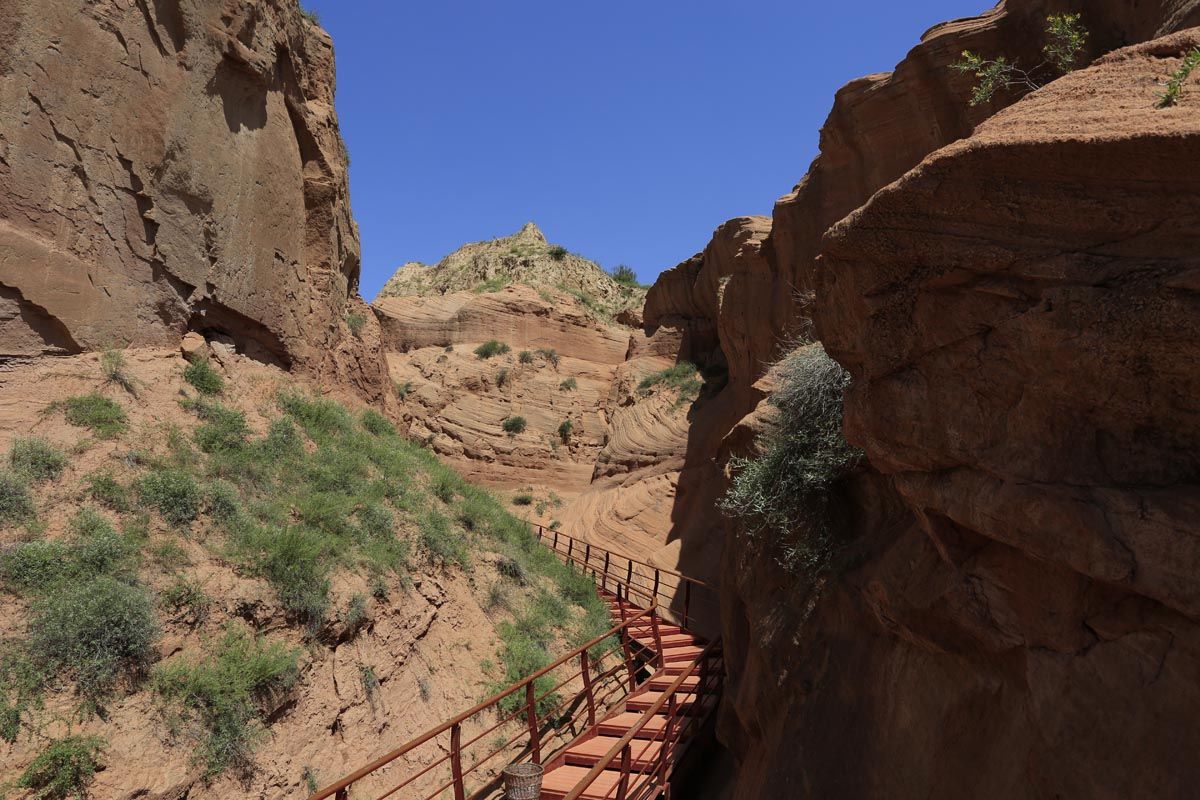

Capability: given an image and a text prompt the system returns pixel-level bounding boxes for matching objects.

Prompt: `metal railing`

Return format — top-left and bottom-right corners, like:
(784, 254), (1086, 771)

(533, 525), (719, 634)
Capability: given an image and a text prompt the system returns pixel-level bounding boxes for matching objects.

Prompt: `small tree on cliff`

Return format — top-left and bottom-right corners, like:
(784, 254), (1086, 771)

(952, 14), (1088, 106)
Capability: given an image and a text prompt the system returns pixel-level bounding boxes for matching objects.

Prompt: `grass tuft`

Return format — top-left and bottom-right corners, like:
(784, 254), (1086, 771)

(502, 416), (527, 436)
(474, 340), (511, 360)
(184, 356), (224, 396)
(63, 393), (127, 438)
(9, 438), (67, 484)
(17, 735), (104, 800)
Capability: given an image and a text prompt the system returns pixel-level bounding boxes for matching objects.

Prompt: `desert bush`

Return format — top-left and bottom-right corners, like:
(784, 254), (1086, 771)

(547, 245), (568, 261)
(952, 13), (1087, 105)
(9, 437), (67, 484)
(536, 348), (560, 367)
(394, 380), (413, 400)
(188, 400), (249, 454)
(638, 362), (702, 407)
(162, 578), (212, 625)
(101, 348), (137, 394)
(183, 356), (224, 396)
(474, 340), (511, 359)
(137, 468), (203, 528)
(278, 391), (353, 439)
(85, 471), (130, 512)
(17, 735), (104, 800)
(29, 575), (157, 699)
(257, 526), (331, 630)
(721, 343), (861, 574)
(557, 419), (573, 443)
(511, 493), (533, 506)
(63, 393), (127, 438)
(206, 480), (241, 524)
(153, 624), (298, 779)
(559, 377), (577, 391)
(1159, 46), (1200, 107)
(518, 350), (534, 364)
(502, 416), (527, 436)
(496, 368), (510, 388)
(611, 264), (639, 285)
(496, 556), (528, 585)
(345, 312), (367, 337)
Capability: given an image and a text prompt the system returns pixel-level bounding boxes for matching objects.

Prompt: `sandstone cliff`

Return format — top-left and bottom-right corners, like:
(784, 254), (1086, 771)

(0, 0), (389, 402)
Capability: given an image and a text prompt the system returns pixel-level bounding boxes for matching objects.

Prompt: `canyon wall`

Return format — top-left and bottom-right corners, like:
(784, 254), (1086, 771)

(626, 1), (1200, 797)
(0, 0), (389, 401)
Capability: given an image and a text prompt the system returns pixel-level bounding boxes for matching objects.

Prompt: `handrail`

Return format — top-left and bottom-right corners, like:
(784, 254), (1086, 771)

(308, 605), (655, 800)
(560, 638), (725, 800)
(534, 524), (713, 588)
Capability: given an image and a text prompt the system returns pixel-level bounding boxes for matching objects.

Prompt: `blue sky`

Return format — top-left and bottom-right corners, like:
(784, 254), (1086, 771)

(305, 0), (992, 299)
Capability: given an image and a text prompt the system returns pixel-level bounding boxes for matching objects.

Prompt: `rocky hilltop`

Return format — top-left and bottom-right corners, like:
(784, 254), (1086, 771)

(0, 0), (388, 402)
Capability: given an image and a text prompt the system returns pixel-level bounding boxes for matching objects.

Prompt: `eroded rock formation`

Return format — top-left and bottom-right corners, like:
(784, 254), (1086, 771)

(0, 0), (388, 401)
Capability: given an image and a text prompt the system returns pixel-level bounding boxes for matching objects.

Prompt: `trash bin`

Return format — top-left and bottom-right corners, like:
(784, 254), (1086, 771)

(502, 762), (544, 799)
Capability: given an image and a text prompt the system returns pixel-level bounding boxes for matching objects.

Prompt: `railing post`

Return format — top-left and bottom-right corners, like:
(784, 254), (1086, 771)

(616, 585), (628, 623)
(450, 722), (466, 800)
(535, 524), (543, 543)
(602, 551), (611, 592)
(553, 528), (559, 553)
(525, 682), (541, 764)
(580, 649), (596, 726)
(335, 789), (348, 800)
(652, 570), (660, 603)
(683, 581), (692, 627)
(625, 560), (633, 592)
(567, 538), (574, 570)
(619, 620), (637, 687)
(616, 744), (632, 800)
(584, 542), (592, 576)
(650, 612), (664, 669)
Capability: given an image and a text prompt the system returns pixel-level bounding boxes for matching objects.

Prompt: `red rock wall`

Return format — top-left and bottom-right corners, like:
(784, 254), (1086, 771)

(0, 0), (388, 401)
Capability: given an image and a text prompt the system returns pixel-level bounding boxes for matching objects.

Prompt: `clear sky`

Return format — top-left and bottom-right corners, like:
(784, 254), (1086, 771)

(305, 0), (993, 299)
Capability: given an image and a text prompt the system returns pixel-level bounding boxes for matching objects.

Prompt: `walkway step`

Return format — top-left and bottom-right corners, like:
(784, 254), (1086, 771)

(563, 736), (663, 771)
(626, 689), (697, 713)
(596, 711), (669, 739)
(662, 645), (705, 663)
(648, 674), (700, 691)
(540, 765), (626, 800)
(633, 633), (701, 649)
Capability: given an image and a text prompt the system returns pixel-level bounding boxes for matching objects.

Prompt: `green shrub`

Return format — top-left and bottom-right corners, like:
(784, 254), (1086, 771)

(496, 368), (510, 388)
(258, 526), (331, 629)
(101, 348), (137, 394)
(420, 510), (468, 567)
(0, 511), (132, 594)
(547, 245), (568, 261)
(496, 557), (528, 585)
(17, 735), (104, 800)
(262, 418), (304, 460)
(394, 380), (413, 400)
(0, 470), (34, 528)
(474, 340), (511, 360)
(518, 350), (534, 364)
(10, 437), (68, 484)
(29, 576), (157, 699)
(473, 276), (511, 293)
(183, 356), (224, 396)
(952, 13), (1087, 105)
(611, 264), (639, 285)
(138, 469), (203, 527)
(206, 480), (241, 523)
(153, 624), (299, 779)
(1158, 46), (1200, 107)
(344, 593), (368, 635)
(432, 473), (458, 504)
(720, 343), (862, 574)
(162, 578), (212, 625)
(559, 377), (577, 391)
(84, 471), (130, 512)
(360, 664), (379, 701)
(557, 419), (573, 443)
(637, 362), (702, 407)
(188, 400), (249, 454)
(511, 493), (533, 506)
(279, 392), (354, 439)
(299, 5), (320, 24)
(536, 348), (560, 368)
(360, 409), (395, 436)
(63, 393), (127, 437)
(502, 416), (526, 436)
(345, 312), (367, 337)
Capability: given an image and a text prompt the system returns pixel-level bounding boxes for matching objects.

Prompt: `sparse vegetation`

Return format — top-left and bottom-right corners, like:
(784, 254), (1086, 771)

(299, 4), (320, 24)
(559, 377), (577, 391)
(360, 664), (380, 702)
(137, 468), (203, 528)
(9, 438), (68, 484)
(721, 343), (862, 575)
(638, 362), (702, 408)
(184, 356), (224, 396)
(511, 493), (533, 506)
(63, 392), (128, 437)
(474, 340), (511, 359)
(394, 380), (413, 400)
(17, 734), (104, 800)
(29, 575), (158, 701)
(611, 264), (639, 285)
(420, 509), (468, 567)
(547, 245), (568, 261)
(101, 348), (137, 394)
(0, 470), (35, 528)
(473, 275), (511, 293)
(518, 350), (534, 364)
(536, 348), (560, 367)
(557, 419), (573, 444)
(153, 624), (299, 779)
(361, 409), (395, 436)
(952, 13), (1088, 105)
(345, 312), (367, 337)
(1158, 46), (1200, 107)
(84, 471), (131, 512)
(502, 415), (527, 436)
(496, 367), (510, 388)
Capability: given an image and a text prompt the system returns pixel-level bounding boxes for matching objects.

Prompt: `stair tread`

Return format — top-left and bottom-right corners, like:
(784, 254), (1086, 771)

(564, 736), (663, 769)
